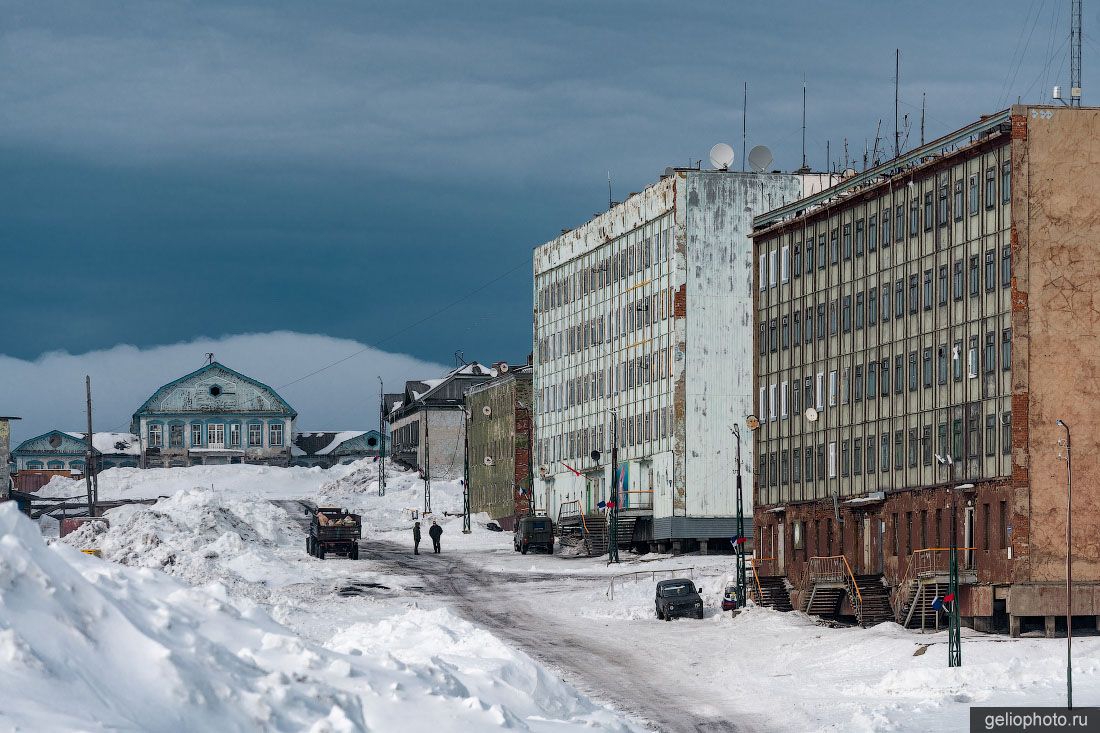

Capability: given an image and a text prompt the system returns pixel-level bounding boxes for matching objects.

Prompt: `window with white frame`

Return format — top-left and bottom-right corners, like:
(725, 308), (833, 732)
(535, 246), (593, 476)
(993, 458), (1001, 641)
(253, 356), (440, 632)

(769, 383), (777, 421)
(248, 423), (263, 447)
(828, 441), (837, 478)
(769, 250), (778, 287)
(759, 387), (766, 418)
(270, 423), (283, 447)
(759, 254), (767, 291)
(816, 372), (824, 410)
(828, 370), (837, 407)
(190, 423), (202, 447)
(230, 424), (241, 447)
(780, 246), (790, 282)
(148, 423), (162, 447)
(780, 381), (788, 418)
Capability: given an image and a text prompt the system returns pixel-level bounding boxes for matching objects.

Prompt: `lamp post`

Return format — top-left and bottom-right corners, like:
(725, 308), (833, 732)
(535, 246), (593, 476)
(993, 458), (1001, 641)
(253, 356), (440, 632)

(731, 425), (747, 607)
(608, 409), (620, 564)
(462, 410), (471, 534)
(378, 377), (386, 497)
(936, 453), (971, 668)
(1057, 418), (1073, 709)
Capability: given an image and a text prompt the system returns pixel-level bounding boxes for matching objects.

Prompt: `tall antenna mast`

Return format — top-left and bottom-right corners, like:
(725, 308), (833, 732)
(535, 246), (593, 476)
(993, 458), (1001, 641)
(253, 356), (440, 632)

(607, 171), (612, 210)
(742, 82), (748, 172)
(799, 79), (809, 172)
(894, 49), (901, 158)
(1072, 0), (1083, 106)
(920, 92), (926, 146)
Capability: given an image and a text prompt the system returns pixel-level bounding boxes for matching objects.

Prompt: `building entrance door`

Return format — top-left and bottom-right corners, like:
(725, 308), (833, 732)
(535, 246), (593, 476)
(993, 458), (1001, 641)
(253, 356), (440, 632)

(862, 516), (872, 572)
(208, 423), (225, 450)
(777, 522), (786, 573)
(964, 505), (975, 569)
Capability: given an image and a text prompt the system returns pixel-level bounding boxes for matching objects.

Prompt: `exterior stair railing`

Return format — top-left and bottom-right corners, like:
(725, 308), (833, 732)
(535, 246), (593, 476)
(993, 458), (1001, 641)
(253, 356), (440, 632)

(892, 547), (977, 626)
(749, 556), (774, 603)
(800, 555), (865, 625)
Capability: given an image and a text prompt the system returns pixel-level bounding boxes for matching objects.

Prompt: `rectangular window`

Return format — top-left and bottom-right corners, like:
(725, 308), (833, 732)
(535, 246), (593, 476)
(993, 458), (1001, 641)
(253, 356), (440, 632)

(781, 246), (790, 282)
(922, 270), (932, 310)
(793, 379), (801, 413)
(149, 423), (163, 448)
(866, 434), (876, 473)
(854, 365), (864, 400)
(1000, 501), (1009, 549)
(922, 425), (932, 465)
(230, 423), (241, 448)
(969, 174), (979, 214)
(249, 423), (263, 447)
(968, 336), (979, 378)
(758, 324), (767, 356)
(817, 234), (826, 270)
(908, 352), (918, 391)
(952, 418), (963, 459)
(806, 236), (815, 272)
(883, 208), (893, 245)
(828, 441), (837, 478)
(817, 303), (825, 340)
(769, 318), (777, 352)
(854, 439), (862, 475)
(759, 254), (767, 291)
(986, 414), (997, 457)
(867, 361), (878, 398)
(781, 450), (789, 484)
(881, 284), (891, 322)
(843, 223), (852, 260)
(894, 430), (904, 469)
(828, 370), (837, 407)
(1002, 328), (1012, 370)
(922, 348), (933, 388)
(191, 423), (202, 447)
(1001, 246), (1011, 288)
(953, 180), (964, 221)
(908, 274), (919, 314)
(855, 292), (864, 329)
(953, 261), (964, 300)
(937, 422), (948, 459)
(830, 229), (839, 264)
(805, 444), (815, 481)
(841, 439), (850, 477)
(953, 340), (963, 381)
(169, 423), (183, 448)
(938, 185), (949, 226)
(805, 306), (814, 342)
(881, 433), (890, 472)
(782, 316), (790, 349)
(829, 301), (838, 335)
(816, 372), (824, 410)
(1002, 412), (1012, 455)
(938, 265), (948, 306)
(869, 214), (878, 250)
(984, 249), (996, 291)
(908, 428), (918, 468)
(969, 255), (980, 296)
(909, 199), (920, 236)
(769, 383), (777, 420)
(817, 444), (825, 480)
(269, 423), (283, 447)
(793, 312), (801, 344)
(881, 357), (891, 395)
(781, 381), (788, 419)
(937, 344), (948, 384)
(924, 191), (934, 231)
(793, 244), (802, 277)
(793, 448), (802, 482)
(895, 354), (904, 394)
(868, 287), (878, 324)
(894, 279), (904, 318)
(855, 219), (864, 256)
(985, 167), (996, 208)
(984, 331), (996, 373)
(1001, 161), (1011, 203)
(842, 295), (851, 333)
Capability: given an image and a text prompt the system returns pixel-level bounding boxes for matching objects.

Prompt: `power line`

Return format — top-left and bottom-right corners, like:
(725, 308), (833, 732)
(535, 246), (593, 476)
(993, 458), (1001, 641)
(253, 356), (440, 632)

(277, 255), (530, 390)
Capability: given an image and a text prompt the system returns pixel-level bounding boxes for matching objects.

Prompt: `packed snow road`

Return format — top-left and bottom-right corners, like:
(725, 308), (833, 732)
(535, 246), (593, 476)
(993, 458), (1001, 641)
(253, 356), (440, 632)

(360, 540), (742, 733)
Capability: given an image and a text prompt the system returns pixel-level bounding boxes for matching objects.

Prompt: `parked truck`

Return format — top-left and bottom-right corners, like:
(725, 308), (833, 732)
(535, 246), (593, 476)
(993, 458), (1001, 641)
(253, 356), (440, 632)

(307, 507), (361, 560)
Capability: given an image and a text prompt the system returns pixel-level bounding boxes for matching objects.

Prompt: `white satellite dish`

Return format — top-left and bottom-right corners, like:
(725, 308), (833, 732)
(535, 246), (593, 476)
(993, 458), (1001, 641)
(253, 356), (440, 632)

(483, 456), (495, 466)
(804, 407), (819, 422)
(748, 145), (774, 173)
(843, 167), (858, 179)
(482, 405), (492, 417)
(709, 143), (735, 170)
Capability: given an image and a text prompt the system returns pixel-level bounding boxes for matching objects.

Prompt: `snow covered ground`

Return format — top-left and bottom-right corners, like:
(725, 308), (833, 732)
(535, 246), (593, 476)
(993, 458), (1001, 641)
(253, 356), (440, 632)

(19, 460), (1099, 731)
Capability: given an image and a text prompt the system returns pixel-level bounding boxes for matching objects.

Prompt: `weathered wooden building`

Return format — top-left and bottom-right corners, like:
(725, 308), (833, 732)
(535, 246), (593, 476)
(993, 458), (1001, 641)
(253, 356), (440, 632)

(465, 364), (533, 530)
(388, 363), (497, 481)
(10, 431), (141, 491)
(131, 361), (297, 467)
(751, 105), (1100, 635)
(292, 430), (387, 468)
(532, 167), (833, 552)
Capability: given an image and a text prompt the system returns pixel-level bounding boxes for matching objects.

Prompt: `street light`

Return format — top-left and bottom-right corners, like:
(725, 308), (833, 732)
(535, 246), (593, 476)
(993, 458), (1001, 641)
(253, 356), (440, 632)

(935, 453), (972, 668)
(1057, 418), (1073, 709)
(730, 425), (746, 608)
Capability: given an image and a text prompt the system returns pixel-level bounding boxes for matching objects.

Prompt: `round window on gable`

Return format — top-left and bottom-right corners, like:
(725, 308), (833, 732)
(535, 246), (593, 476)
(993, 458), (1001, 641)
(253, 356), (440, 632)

(48, 434), (62, 448)
(209, 385), (222, 397)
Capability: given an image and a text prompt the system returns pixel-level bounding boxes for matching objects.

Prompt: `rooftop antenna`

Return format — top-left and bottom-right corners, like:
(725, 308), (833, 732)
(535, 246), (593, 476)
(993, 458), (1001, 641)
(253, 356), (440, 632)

(843, 138), (849, 170)
(894, 49), (901, 158)
(799, 79), (809, 172)
(871, 119), (882, 166)
(607, 171), (612, 210)
(826, 140), (830, 173)
(742, 82), (747, 172)
(920, 92), (926, 146)
(1071, 0), (1083, 106)
(454, 350), (467, 367)
(204, 352), (215, 365)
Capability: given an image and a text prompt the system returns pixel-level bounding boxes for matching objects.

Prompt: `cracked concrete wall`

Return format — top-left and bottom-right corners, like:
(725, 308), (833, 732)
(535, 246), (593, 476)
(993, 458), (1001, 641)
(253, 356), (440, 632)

(1013, 105), (1100, 585)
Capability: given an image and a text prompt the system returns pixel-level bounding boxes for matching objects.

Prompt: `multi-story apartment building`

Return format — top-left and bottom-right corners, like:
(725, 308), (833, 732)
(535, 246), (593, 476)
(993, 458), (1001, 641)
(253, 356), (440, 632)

(752, 106), (1100, 635)
(533, 167), (832, 551)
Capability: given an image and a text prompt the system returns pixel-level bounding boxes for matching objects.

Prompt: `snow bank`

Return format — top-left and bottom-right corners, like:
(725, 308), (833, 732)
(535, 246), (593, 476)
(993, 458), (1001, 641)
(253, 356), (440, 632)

(4, 503), (639, 732)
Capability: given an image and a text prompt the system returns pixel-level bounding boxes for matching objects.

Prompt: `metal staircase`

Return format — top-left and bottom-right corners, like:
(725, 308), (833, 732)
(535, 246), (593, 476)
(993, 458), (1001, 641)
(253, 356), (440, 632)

(892, 547), (977, 630)
(800, 556), (893, 627)
(555, 501), (609, 557)
(749, 557), (793, 611)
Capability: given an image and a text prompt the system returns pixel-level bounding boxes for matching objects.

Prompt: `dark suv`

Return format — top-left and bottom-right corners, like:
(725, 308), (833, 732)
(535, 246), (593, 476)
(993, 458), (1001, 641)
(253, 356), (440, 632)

(655, 578), (704, 620)
(513, 515), (554, 554)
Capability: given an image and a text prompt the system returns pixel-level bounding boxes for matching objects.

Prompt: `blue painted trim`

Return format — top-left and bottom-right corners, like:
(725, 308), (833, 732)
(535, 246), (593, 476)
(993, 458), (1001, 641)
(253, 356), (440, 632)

(11, 429), (87, 455)
(131, 361), (298, 420)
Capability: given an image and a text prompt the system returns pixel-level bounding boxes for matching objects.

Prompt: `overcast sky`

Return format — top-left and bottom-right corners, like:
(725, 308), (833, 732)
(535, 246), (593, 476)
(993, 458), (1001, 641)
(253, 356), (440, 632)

(0, 1), (1082, 436)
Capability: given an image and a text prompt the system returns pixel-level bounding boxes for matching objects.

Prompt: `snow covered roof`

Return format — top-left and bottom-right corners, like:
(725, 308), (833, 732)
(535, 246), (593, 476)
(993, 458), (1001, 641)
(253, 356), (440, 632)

(59, 432), (142, 456)
(293, 431), (373, 457)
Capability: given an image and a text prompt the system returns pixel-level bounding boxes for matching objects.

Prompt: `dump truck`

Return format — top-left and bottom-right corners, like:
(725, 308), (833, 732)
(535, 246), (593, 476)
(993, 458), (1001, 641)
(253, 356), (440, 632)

(307, 507), (361, 560)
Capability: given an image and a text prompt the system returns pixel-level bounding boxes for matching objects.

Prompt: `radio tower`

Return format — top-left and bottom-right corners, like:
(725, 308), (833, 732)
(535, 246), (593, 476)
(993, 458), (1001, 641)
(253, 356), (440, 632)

(1071, 0), (1083, 106)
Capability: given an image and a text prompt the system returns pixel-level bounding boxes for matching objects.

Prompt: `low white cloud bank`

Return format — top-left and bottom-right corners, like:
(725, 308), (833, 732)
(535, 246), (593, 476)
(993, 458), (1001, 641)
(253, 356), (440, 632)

(0, 332), (447, 443)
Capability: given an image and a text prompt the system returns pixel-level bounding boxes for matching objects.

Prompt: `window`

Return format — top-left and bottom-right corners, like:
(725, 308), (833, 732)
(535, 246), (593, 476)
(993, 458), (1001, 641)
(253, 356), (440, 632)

(805, 306), (814, 343)
(793, 244), (802, 277)
(191, 423), (202, 447)
(908, 428), (918, 467)
(969, 174), (979, 214)
(968, 336), (979, 378)
(986, 414), (997, 457)
(908, 352), (918, 391)
(969, 255), (980, 296)
(938, 184), (949, 226)
(924, 191), (934, 231)
(817, 444), (825, 480)
(953, 340), (963, 381)
(910, 199), (920, 236)
(769, 383), (777, 420)
(854, 365), (864, 400)
(793, 379), (801, 413)
(952, 418), (963, 458)
(830, 229), (839, 264)
(937, 344), (948, 384)
(758, 324), (766, 356)
(883, 208), (893, 245)
(759, 254), (767, 291)
(867, 361), (878, 398)
(770, 453), (778, 486)
(909, 274), (919, 314)
(817, 234), (826, 270)
(967, 406), (981, 458)
(841, 440), (850, 477)
(867, 435), (876, 473)
(270, 423), (283, 447)
(781, 381), (788, 419)
(985, 167), (996, 208)
(1002, 412), (1012, 455)
(895, 354), (904, 393)
(922, 425), (932, 465)
(922, 348), (933, 388)
(793, 448), (802, 482)
(793, 312), (801, 344)
(894, 430), (904, 469)
(882, 284), (891, 322)
(953, 261), (964, 300)
(881, 357), (891, 395)
(855, 219), (864, 256)
(759, 387), (766, 419)
(249, 423), (263, 447)
(1001, 161), (1011, 203)
(1001, 246), (1011, 287)
(868, 287), (878, 324)
(148, 424), (163, 448)
(805, 444), (815, 481)
(938, 265), (948, 306)
(230, 423), (241, 448)
(869, 214), (878, 250)
(984, 249), (996, 291)
(169, 424), (183, 448)
(854, 439), (863, 475)
(769, 318), (777, 352)
(843, 223), (852, 260)
(828, 370), (837, 407)
(855, 292), (864, 329)
(781, 245), (790, 282)
(984, 331), (996, 373)
(881, 433), (890, 471)
(895, 279), (904, 318)
(816, 372), (824, 410)
(922, 270), (932, 310)
(842, 368), (850, 404)
(806, 237), (815, 271)
(782, 316), (790, 349)
(937, 422), (948, 459)
(828, 441), (837, 478)
(953, 180), (964, 221)
(1000, 501), (1009, 549)
(817, 303), (825, 340)
(842, 295), (851, 333)
(829, 301), (838, 335)
(781, 451), (789, 484)
(1002, 328), (1012, 370)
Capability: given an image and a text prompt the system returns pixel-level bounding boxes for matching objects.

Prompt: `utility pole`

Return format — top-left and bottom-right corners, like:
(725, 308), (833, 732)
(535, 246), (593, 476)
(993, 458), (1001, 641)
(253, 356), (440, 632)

(799, 80), (808, 173)
(1057, 419), (1074, 708)
(733, 425), (746, 607)
(84, 376), (95, 516)
(937, 453), (969, 668)
(462, 412), (471, 534)
(377, 377), (386, 497)
(608, 410), (620, 564)
(742, 82), (747, 173)
(423, 415), (431, 515)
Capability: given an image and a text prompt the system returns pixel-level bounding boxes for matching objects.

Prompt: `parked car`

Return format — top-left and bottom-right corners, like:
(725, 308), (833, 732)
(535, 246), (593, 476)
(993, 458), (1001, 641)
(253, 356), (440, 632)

(307, 507), (361, 560)
(655, 578), (704, 620)
(721, 582), (739, 611)
(513, 515), (554, 554)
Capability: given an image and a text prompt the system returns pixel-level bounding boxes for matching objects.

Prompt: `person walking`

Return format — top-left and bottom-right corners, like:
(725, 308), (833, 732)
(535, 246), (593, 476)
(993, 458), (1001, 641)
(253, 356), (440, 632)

(413, 521), (422, 555)
(428, 520), (443, 554)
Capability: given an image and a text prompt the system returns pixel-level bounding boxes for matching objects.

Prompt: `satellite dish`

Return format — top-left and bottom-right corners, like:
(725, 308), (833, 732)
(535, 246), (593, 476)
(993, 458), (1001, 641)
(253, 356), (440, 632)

(748, 145), (774, 173)
(709, 143), (735, 170)
(746, 415), (761, 430)
(805, 407), (819, 422)
(498, 363), (510, 373)
(663, 166), (675, 177)
(843, 168), (858, 179)
(590, 450), (601, 462)
(484, 456), (495, 466)
(482, 405), (492, 417)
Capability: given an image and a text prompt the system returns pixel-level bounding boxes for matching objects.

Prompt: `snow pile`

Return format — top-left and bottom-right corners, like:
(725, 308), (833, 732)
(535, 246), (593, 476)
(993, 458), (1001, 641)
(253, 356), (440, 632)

(318, 462), (468, 533)
(2, 503), (640, 732)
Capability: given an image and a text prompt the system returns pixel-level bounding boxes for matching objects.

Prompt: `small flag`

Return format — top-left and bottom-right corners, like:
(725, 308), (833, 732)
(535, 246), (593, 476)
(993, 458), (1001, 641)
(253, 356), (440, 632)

(931, 595), (943, 611)
(730, 535), (747, 547)
(943, 592), (956, 603)
(597, 500), (606, 509)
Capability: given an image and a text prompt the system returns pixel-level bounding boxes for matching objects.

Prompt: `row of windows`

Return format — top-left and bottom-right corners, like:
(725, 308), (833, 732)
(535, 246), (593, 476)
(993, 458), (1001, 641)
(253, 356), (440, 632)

(537, 287), (675, 363)
(759, 329), (1010, 421)
(537, 405), (674, 465)
(23, 459), (85, 470)
(759, 163), (1010, 289)
(757, 411), (1011, 487)
(540, 347), (674, 414)
(147, 421), (283, 449)
(537, 221), (673, 313)
(759, 248), (1009, 355)
(393, 420), (420, 451)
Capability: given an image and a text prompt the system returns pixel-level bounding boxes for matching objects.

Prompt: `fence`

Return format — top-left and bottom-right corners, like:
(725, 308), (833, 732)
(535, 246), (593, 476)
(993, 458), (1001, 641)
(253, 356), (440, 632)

(606, 566), (695, 600)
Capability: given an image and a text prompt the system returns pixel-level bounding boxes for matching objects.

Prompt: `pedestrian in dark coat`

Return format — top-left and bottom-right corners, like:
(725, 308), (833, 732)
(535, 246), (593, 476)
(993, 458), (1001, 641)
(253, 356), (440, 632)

(428, 520), (443, 553)
(413, 521), (421, 555)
